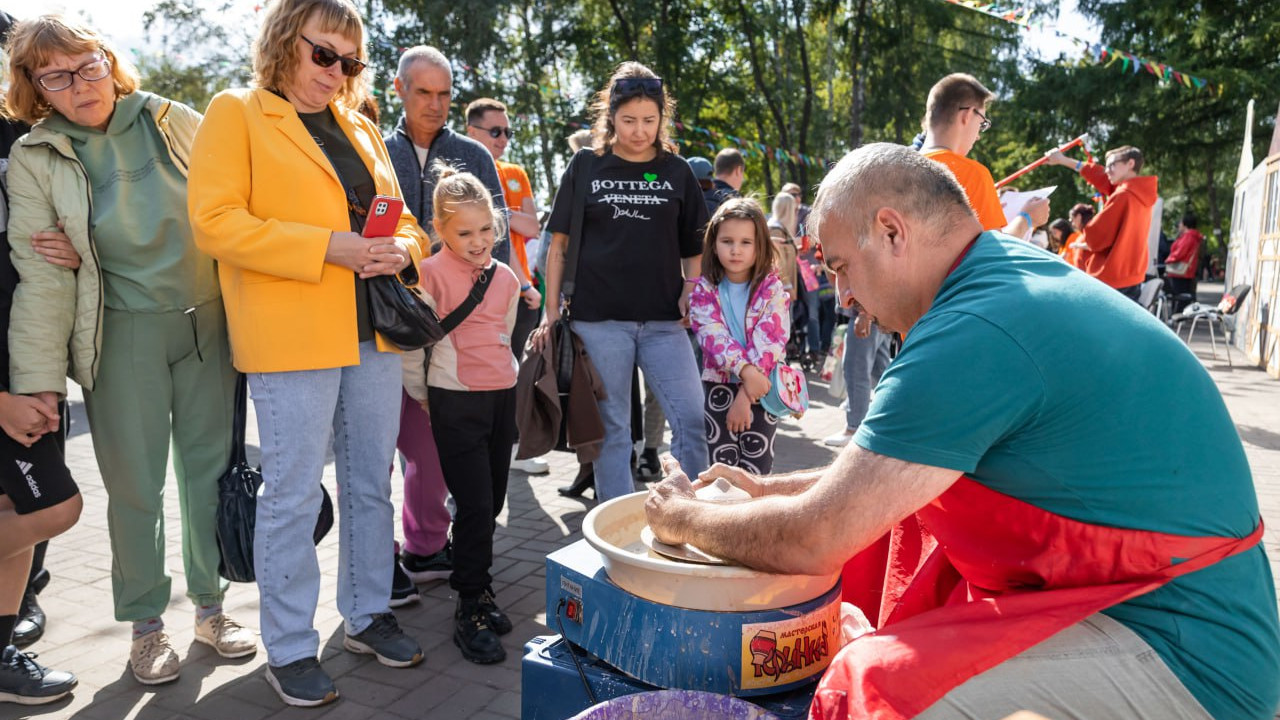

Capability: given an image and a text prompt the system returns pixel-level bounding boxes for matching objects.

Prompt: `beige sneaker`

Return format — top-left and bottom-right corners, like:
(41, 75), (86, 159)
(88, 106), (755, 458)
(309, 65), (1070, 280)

(194, 613), (258, 659)
(130, 631), (180, 685)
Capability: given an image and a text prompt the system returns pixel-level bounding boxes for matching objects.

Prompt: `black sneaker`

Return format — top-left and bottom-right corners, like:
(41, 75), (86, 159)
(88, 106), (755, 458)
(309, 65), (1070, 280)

(400, 542), (452, 584)
(344, 613), (423, 668)
(389, 558), (420, 608)
(265, 657), (337, 708)
(454, 596), (506, 664)
(479, 588), (512, 636)
(0, 645), (76, 705)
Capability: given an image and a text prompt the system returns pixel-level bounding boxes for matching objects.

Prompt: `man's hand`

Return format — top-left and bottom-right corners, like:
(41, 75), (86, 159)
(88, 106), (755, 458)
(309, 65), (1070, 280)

(521, 285), (542, 309)
(694, 463), (765, 497)
(727, 389), (752, 434)
(1043, 149), (1073, 168)
(1022, 196), (1050, 227)
(645, 455), (697, 545)
(0, 392), (59, 446)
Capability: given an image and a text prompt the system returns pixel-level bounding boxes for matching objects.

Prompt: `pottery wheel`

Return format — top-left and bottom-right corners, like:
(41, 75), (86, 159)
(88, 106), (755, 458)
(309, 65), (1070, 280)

(639, 526), (732, 566)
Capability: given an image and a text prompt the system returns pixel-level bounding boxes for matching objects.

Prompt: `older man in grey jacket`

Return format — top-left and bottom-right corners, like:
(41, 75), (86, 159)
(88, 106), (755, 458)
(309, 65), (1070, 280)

(384, 46), (508, 262)
(384, 45), (511, 616)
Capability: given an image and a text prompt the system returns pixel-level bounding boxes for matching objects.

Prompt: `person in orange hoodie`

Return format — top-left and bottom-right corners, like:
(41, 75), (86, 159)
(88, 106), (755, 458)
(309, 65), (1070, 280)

(1045, 146), (1158, 301)
(918, 73), (1049, 236)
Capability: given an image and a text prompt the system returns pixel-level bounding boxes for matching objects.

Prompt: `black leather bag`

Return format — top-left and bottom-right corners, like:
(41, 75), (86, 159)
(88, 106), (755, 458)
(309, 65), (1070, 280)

(368, 264), (447, 351)
(216, 375), (335, 583)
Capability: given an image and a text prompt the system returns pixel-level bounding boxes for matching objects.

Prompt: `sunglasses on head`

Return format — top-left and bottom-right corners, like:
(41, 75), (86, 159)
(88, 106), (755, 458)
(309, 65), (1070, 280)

(300, 35), (366, 78)
(610, 77), (663, 105)
(470, 124), (514, 139)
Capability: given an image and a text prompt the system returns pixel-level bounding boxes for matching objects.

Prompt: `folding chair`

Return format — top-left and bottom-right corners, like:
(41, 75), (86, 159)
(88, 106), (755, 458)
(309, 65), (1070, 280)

(1136, 277), (1163, 316)
(1169, 283), (1251, 367)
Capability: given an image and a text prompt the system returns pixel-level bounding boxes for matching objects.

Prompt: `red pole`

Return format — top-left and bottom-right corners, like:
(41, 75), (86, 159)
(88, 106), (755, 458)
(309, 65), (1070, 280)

(995, 134), (1091, 188)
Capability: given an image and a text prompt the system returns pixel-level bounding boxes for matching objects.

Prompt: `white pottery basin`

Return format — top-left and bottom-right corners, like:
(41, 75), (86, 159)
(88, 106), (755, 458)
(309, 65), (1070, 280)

(582, 492), (839, 612)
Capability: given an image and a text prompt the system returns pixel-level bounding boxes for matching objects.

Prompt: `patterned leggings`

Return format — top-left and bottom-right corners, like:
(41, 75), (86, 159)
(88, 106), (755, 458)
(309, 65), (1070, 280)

(703, 382), (778, 474)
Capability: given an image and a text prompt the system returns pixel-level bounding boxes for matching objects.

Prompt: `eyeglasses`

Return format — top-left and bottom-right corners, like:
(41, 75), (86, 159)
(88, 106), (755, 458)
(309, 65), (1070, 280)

(959, 106), (992, 132)
(470, 124), (514, 139)
(300, 35), (366, 78)
(610, 77), (664, 106)
(35, 55), (111, 92)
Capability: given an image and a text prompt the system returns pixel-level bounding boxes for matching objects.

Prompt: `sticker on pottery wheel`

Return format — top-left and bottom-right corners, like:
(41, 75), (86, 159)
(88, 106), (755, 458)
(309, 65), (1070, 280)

(739, 601), (840, 689)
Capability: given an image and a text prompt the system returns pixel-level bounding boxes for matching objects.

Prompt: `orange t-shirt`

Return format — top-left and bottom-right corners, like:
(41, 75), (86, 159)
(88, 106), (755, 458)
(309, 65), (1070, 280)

(923, 149), (1006, 231)
(1060, 231), (1085, 268)
(496, 160), (535, 280)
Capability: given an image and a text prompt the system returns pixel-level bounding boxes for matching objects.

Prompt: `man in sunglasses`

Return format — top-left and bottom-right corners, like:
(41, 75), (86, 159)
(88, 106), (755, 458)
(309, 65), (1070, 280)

(464, 97), (550, 476)
(919, 73), (1048, 239)
(385, 46), (508, 262)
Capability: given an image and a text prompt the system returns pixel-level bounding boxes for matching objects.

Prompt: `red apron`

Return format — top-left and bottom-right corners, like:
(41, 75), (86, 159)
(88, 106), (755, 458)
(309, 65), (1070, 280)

(811, 476), (1265, 720)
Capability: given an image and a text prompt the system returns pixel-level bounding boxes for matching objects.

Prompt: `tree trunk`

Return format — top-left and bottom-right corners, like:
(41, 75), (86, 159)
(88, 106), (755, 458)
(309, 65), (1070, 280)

(848, 0), (870, 149)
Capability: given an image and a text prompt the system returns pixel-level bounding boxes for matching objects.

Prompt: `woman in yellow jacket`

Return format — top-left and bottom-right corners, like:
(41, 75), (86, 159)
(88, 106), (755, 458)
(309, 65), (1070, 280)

(186, 0), (427, 707)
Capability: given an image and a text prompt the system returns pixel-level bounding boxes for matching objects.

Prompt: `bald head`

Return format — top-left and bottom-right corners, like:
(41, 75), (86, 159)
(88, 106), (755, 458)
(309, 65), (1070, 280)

(810, 143), (974, 248)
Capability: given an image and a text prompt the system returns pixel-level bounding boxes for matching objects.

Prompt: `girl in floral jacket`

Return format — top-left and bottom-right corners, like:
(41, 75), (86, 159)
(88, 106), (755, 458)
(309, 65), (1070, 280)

(689, 198), (790, 473)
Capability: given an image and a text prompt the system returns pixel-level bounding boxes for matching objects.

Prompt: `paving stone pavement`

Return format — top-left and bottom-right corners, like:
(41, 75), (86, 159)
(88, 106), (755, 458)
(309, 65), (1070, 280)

(6, 284), (1280, 720)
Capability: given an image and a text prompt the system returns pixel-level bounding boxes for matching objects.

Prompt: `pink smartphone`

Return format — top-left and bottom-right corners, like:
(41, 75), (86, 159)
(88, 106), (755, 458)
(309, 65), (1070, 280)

(362, 195), (404, 238)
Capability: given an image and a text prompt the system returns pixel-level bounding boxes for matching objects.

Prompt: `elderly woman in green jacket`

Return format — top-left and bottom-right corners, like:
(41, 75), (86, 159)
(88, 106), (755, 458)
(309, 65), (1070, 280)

(3, 16), (253, 685)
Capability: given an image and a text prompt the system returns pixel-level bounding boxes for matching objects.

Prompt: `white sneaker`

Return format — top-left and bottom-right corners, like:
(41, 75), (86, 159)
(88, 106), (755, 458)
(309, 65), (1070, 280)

(194, 613), (258, 659)
(822, 429), (855, 447)
(130, 631), (180, 685)
(510, 453), (550, 475)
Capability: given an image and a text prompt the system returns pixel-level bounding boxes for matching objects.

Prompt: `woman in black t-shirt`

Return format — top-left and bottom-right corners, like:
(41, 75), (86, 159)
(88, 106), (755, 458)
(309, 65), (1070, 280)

(536, 62), (709, 501)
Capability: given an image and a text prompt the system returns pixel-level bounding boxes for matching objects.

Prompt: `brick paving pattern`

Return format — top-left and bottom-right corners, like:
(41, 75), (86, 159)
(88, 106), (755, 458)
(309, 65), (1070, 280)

(7, 282), (1280, 720)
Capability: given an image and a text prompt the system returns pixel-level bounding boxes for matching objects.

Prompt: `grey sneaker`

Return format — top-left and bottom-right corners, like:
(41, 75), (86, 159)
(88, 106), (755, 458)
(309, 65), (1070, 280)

(265, 657), (337, 708)
(0, 645), (77, 705)
(400, 542), (451, 584)
(344, 613), (423, 668)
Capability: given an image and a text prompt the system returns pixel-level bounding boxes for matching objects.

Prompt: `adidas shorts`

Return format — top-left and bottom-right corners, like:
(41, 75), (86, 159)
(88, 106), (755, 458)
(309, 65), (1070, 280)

(0, 426), (78, 515)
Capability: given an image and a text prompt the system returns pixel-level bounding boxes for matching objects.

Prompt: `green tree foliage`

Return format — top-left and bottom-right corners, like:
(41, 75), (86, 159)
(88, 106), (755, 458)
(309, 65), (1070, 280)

(137, 0), (253, 113)
(134, 0), (1278, 233)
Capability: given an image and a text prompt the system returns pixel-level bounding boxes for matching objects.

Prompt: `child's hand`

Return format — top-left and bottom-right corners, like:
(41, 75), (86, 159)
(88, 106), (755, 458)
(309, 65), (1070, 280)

(740, 365), (771, 402)
(727, 389), (752, 434)
(0, 392), (58, 447)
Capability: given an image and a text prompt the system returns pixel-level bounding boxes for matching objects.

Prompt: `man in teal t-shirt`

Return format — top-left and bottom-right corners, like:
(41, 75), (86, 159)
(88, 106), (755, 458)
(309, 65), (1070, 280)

(645, 143), (1279, 719)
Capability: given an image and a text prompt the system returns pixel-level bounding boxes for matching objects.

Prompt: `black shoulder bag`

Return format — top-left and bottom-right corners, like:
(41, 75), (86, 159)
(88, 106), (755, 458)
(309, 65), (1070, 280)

(215, 374), (334, 583)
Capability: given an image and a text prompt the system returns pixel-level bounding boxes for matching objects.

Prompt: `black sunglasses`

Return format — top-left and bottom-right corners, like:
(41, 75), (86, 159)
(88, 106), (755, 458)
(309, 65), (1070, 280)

(470, 124), (514, 139)
(610, 77), (663, 105)
(300, 35), (366, 78)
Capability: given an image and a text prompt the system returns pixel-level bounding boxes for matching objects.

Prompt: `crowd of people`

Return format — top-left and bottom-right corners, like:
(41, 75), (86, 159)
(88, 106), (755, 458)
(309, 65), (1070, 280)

(0, 1), (1275, 718)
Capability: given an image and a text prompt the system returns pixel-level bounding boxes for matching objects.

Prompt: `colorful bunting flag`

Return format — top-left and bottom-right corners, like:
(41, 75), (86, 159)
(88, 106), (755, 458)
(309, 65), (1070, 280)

(941, 0), (1218, 94)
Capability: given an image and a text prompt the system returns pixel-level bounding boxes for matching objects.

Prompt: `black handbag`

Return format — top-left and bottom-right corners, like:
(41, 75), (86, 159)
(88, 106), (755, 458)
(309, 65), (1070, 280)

(216, 374), (335, 583)
(367, 262), (448, 351)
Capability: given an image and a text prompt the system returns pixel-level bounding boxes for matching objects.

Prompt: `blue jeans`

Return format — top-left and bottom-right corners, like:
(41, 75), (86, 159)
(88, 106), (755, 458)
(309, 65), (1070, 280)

(572, 320), (708, 501)
(843, 323), (892, 431)
(803, 287), (836, 354)
(249, 342), (401, 667)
